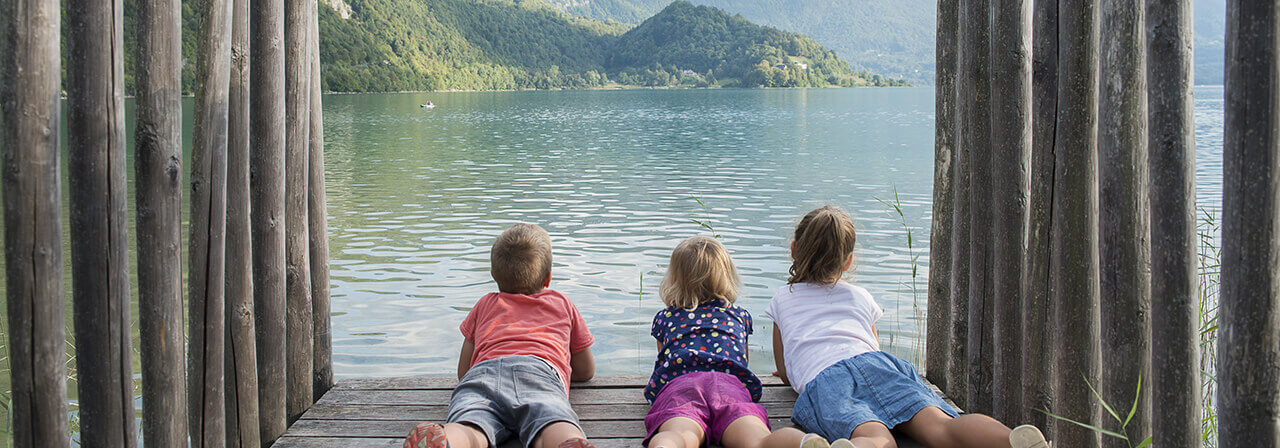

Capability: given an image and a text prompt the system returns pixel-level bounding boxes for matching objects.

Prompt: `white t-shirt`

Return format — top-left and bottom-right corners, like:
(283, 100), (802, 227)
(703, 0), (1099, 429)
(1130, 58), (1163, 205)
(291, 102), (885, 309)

(764, 282), (883, 394)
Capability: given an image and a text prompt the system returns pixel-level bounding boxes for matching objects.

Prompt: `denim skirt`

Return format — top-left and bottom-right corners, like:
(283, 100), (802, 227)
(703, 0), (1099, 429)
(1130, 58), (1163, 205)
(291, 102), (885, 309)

(791, 351), (958, 440)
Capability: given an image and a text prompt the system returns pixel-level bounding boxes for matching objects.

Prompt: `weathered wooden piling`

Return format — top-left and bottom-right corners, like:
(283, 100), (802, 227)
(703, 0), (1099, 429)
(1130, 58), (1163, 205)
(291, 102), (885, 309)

(1022, 0), (1058, 431)
(1051, 0), (1102, 444)
(253, 0), (290, 441)
(1098, 0), (1151, 444)
(962, 0), (994, 414)
(65, 0), (137, 444)
(989, 0), (1031, 424)
(285, 0), (316, 423)
(135, 0), (190, 443)
(1145, 0), (1201, 446)
(927, 0), (958, 392)
(0, 0), (69, 444)
(226, 0), (262, 444)
(1218, 0), (1280, 445)
(947, 0), (973, 408)
(310, 0), (336, 400)
(190, 0), (235, 443)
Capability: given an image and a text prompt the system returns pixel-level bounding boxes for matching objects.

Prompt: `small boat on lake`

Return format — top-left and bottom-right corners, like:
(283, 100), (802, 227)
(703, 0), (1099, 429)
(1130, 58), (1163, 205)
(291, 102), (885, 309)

(420, 101), (435, 109)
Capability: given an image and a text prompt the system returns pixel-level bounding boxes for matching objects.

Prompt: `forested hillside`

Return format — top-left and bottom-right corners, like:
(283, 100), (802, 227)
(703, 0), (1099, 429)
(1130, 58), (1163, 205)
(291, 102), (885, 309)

(120, 0), (900, 93)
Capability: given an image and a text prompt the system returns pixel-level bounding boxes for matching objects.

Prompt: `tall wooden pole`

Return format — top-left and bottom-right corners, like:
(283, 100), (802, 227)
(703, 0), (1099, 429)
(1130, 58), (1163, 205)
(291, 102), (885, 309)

(190, 0), (234, 443)
(310, 0), (335, 401)
(0, 0), (69, 444)
(135, 0), (189, 442)
(964, 0), (994, 414)
(253, 0), (289, 440)
(928, 0), (958, 392)
(66, 0), (136, 444)
(1022, 0), (1058, 431)
(1098, 0), (1152, 444)
(285, 0), (315, 423)
(1052, 0), (1102, 444)
(989, 0), (1031, 424)
(226, 0), (262, 443)
(1218, 0), (1280, 445)
(947, 0), (974, 409)
(1146, 0), (1201, 445)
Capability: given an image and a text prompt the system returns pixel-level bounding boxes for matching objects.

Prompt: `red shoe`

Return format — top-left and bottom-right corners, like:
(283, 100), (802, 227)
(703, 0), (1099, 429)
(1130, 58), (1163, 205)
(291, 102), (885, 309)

(557, 437), (596, 448)
(404, 422), (450, 448)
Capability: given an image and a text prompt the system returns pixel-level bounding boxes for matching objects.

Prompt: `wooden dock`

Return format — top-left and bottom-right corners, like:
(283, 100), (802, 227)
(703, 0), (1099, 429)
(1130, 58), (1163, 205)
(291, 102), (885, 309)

(273, 376), (954, 447)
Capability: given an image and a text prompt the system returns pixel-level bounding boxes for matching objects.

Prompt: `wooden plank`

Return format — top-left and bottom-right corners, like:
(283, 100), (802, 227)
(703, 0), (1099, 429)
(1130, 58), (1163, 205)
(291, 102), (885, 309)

(1098, 0), (1152, 444)
(300, 403), (801, 421)
(1023, 0), (1058, 433)
(947, 0), (975, 411)
(962, 0), (996, 415)
(1145, 0), (1201, 446)
(926, 0), (958, 392)
(0, 0), (69, 444)
(284, 0), (315, 424)
(225, 0), (260, 444)
(309, 0), (335, 401)
(190, 0), (235, 444)
(989, 0), (1032, 424)
(1052, 0), (1103, 445)
(253, 0), (289, 441)
(316, 387), (800, 406)
(65, 0), (136, 444)
(1219, 0), (1280, 445)
(335, 375), (788, 391)
(134, 0), (190, 443)
(284, 418), (805, 439)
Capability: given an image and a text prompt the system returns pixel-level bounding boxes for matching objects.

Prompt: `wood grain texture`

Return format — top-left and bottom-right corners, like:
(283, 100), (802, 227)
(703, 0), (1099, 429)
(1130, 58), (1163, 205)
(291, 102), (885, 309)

(1146, 0), (1201, 445)
(0, 0), (69, 444)
(65, 0), (137, 443)
(284, 0), (315, 423)
(927, 0), (957, 392)
(309, 0), (335, 401)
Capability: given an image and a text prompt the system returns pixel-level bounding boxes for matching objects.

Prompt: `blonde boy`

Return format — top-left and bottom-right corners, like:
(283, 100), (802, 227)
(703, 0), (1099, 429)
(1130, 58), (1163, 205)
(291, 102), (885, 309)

(404, 224), (597, 448)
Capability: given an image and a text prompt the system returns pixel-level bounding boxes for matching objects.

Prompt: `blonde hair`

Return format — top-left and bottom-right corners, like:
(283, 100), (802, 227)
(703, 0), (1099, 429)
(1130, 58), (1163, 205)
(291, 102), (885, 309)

(659, 236), (741, 310)
(490, 223), (553, 294)
(788, 206), (857, 285)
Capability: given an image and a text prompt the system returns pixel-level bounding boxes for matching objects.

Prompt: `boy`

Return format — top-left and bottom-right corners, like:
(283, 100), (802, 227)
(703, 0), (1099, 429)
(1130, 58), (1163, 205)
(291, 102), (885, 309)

(404, 223), (597, 448)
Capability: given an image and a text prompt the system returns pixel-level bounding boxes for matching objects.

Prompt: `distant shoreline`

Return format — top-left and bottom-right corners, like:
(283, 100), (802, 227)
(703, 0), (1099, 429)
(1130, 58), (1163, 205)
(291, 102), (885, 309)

(320, 83), (910, 95)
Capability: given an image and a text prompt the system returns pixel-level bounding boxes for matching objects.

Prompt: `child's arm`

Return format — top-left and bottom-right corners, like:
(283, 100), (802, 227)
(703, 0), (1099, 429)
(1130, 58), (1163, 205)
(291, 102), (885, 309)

(570, 347), (595, 382)
(457, 339), (476, 380)
(772, 325), (791, 386)
(872, 324), (880, 346)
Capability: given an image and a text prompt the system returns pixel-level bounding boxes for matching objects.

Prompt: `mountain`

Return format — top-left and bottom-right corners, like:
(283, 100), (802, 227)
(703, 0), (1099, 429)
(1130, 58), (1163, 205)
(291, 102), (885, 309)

(1194, 0), (1225, 85)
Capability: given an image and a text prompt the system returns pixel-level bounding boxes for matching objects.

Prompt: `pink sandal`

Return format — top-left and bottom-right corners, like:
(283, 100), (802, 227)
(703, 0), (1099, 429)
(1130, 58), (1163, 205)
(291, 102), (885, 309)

(404, 422), (450, 448)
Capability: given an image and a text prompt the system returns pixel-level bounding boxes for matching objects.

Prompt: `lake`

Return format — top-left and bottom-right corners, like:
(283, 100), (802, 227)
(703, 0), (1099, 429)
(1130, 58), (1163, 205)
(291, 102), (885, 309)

(0, 86), (1227, 407)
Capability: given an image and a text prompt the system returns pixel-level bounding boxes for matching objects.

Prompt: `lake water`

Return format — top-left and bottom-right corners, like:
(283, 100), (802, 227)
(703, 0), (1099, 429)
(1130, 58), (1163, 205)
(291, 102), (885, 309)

(0, 86), (1228, 403)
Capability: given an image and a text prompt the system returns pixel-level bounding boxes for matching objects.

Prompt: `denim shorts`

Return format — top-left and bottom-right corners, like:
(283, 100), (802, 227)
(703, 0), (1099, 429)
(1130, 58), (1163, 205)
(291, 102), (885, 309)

(792, 351), (958, 440)
(447, 355), (582, 448)
(643, 372), (769, 446)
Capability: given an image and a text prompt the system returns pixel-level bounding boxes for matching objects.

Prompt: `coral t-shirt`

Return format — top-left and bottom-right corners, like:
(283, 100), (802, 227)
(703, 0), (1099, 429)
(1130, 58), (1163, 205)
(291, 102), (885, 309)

(459, 289), (594, 391)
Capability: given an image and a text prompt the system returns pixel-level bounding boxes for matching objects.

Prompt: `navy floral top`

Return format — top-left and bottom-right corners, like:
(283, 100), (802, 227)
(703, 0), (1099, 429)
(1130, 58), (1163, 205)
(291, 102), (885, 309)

(644, 299), (762, 403)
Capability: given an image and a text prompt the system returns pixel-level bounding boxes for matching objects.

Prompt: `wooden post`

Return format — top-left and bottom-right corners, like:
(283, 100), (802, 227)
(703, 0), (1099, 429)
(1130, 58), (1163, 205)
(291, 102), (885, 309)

(963, 0), (994, 414)
(1098, 0), (1151, 444)
(0, 0), (69, 444)
(285, 0), (315, 423)
(1146, 0), (1201, 445)
(989, 0), (1031, 424)
(310, 0), (335, 400)
(1052, 0), (1102, 444)
(226, 0), (262, 443)
(947, 0), (973, 408)
(1218, 0), (1280, 445)
(190, 0), (234, 443)
(135, 0), (190, 443)
(927, 0), (958, 392)
(252, 0), (289, 441)
(66, 0), (136, 444)
(1022, 0), (1058, 431)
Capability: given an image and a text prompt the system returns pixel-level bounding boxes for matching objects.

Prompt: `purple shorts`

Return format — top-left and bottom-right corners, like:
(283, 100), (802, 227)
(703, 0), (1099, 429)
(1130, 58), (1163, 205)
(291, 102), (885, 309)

(643, 371), (770, 446)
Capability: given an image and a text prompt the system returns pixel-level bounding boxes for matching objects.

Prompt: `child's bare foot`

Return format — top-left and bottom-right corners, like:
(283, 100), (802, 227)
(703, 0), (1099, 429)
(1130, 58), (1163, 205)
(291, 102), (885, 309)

(556, 437), (596, 448)
(404, 422), (450, 448)
(829, 439), (855, 448)
(1009, 425), (1049, 448)
(800, 433), (831, 448)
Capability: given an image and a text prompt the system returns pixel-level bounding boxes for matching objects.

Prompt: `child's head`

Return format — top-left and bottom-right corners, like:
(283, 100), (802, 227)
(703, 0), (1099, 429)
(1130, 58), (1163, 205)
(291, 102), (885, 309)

(788, 206), (857, 285)
(659, 236), (741, 310)
(490, 223), (553, 294)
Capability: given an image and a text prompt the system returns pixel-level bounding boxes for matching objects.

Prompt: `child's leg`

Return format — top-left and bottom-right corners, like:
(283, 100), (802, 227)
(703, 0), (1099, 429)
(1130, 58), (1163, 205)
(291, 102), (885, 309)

(895, 406), (1011, 448)
(445, 423), (491, 448)
(404, 422), (490, 448)
(532, 421), (590, 448)
(718, 415), (816, 448)
(647, 417), (706, 448)
(847, 422), (896, 448)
